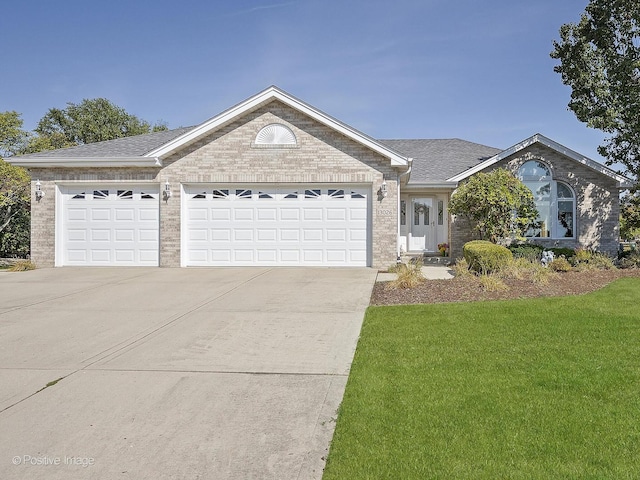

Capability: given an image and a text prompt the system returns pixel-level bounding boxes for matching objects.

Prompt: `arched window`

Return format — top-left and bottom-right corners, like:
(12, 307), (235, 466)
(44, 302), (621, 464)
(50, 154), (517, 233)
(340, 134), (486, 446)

(518, 161), (575, 239)
(254, 123), (297, 146)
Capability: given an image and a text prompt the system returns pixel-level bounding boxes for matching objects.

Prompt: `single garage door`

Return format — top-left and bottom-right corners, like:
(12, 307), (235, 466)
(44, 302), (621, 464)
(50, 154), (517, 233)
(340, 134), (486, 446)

(184, 185), (369, 266)
(60, 185), (160, 266)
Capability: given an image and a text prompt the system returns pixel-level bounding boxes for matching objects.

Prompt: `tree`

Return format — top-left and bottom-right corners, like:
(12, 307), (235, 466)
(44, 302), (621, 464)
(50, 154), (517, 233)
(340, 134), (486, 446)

(449, 169), (539, 243)
(35, 98), (167, 146)
(0, 111), (29, 157)
(620, 192), (640, 240)
(551, 0), (640, 180)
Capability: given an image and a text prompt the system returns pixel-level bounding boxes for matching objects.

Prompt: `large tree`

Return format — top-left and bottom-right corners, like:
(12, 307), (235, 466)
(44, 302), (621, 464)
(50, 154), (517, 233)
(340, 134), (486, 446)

(0, 112), (31, 255)
(35, 98), (167, 146)
(551, 0), (640, 180)
(449, 169), (539, 243)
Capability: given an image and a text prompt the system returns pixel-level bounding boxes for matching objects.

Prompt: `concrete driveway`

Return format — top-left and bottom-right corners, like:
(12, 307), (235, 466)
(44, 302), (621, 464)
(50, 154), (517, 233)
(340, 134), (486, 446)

(0, 267), (376, 479)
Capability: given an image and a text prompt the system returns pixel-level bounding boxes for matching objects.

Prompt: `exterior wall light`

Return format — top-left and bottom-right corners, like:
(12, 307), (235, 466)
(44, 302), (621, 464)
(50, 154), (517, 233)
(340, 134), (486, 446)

(163, 180), (172, 201)
(380, 180), (388, 198)
(35, 180), (45, 200)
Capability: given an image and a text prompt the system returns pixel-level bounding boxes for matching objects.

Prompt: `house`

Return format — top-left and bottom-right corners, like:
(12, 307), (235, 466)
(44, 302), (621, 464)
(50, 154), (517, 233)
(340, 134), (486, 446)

(8, 86), (632, 268)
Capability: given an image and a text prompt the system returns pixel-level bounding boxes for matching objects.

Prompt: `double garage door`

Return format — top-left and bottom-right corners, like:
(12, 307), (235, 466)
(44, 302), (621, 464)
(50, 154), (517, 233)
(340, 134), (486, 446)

(60, 184), (370, 267)
(184, 185), (369, 266)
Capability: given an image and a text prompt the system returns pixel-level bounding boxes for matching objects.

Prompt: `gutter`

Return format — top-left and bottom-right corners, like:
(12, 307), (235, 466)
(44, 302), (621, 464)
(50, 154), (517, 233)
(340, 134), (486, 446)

(5, 157), (163, 168)
(397, 158), (413, 261)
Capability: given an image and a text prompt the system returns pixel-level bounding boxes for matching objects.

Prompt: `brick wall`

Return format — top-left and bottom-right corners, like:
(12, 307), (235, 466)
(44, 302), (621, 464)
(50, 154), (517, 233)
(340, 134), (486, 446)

(450, 143), (621, 258)
(28, 100), (400, 268)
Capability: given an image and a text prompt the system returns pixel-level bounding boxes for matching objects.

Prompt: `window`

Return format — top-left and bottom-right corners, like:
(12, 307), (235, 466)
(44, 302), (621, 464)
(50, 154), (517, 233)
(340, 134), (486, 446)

(400, 200), (406, 226)
(328, 189), (344, 199)
(304, 189), (321, 199)
(212, 189), (229, 199)
(235, 189), (252, 199)
(518, 161), (575, 239)
(117, 190), (133, 200)
(438, 200), (444, 225)
(93, 190), (109, 199)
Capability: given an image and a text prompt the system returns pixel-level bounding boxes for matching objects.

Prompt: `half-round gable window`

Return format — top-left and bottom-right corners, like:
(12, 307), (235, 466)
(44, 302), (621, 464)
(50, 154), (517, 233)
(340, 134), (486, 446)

(254, 123), (297, 146)
(517, 160), (575, 239)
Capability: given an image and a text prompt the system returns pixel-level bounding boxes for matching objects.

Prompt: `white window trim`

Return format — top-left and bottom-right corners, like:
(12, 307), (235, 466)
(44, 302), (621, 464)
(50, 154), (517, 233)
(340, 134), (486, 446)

(519, 161), (576, 240)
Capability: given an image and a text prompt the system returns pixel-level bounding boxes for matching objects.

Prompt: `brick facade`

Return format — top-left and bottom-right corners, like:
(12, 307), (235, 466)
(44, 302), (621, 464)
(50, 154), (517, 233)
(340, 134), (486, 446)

(450, 144), (621, 258)
(28, 101), (400, 269)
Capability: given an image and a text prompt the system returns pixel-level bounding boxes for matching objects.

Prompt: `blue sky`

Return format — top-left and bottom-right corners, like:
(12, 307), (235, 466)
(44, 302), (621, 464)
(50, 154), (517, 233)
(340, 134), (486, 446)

(3, 1), (608, 164)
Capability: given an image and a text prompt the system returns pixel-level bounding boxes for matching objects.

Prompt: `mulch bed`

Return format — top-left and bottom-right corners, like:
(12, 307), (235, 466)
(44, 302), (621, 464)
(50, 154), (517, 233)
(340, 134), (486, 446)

(371, 269), (640, 306)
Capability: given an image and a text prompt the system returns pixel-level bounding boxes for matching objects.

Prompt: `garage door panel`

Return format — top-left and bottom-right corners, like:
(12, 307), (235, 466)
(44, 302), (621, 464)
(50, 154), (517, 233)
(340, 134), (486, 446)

(115, 229), (135, 242)
(189, 208), (209, 221)
(326, 229), (347, 242)
(90, 250), (110, 262)
(91, 209), (111, 221)
(91, 230), (111, 242)
(211, 229), (230, 241)
(280, 209), (300, 221)
(115, 250), (135, 262)
(234, 250), (254, 262)
(234, 229), (253, 241)
(115, 209), (135, 221)
(280, 229), (299, 241)
(184, 186), (369, 267)
(138, 208), (159, 222)
(139, 229), (159, 242)
(67, 229), (87, 242)
(279, 250), (300, 262)
(326, 250), (347, 262)
(62, 185), (159, 266)
(67, 209), (88, 221)
(234, 209), (253, 221)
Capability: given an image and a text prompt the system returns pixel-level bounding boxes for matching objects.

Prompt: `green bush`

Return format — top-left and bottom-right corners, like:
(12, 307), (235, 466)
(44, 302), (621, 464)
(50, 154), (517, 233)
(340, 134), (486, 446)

(572, 249), (616, 270)
(548, 247), (576, 259)
(508, 243), (544, 261)
(463, 240), (513, 274)
(619, 251), (640, 269)
(549, 256), (572, 272)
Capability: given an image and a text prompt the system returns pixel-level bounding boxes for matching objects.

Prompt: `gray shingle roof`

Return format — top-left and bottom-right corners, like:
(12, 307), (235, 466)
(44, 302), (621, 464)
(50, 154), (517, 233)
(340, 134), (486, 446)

(379, 139), (502, 184)
(16, 126), (502, 183)
(19, 126), (194, 158)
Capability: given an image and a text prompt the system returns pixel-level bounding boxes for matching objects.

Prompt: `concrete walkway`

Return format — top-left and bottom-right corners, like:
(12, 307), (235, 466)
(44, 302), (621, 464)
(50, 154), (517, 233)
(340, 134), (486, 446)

(0, 267), (376, 480)
(376, 265), (455, 282)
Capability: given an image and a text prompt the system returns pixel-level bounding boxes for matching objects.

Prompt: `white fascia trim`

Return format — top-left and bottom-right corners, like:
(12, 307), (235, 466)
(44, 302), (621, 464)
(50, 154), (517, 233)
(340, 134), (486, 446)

(446, 133), (633, 188)
(6, 157), (162, 168)
(145, 86), (409, 167)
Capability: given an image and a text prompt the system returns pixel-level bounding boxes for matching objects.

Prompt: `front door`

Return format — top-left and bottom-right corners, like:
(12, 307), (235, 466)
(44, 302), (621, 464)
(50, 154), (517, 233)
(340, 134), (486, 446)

(409, 198), (434, 251)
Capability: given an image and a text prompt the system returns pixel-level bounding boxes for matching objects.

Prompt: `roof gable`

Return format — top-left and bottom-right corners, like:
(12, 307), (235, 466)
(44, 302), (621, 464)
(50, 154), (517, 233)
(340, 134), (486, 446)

(446, 133), (633, 188)
(145, 86), (408, 167)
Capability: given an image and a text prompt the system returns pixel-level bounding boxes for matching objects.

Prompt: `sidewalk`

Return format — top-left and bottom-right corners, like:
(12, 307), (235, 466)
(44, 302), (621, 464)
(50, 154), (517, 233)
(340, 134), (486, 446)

(376, 265), (454, 282)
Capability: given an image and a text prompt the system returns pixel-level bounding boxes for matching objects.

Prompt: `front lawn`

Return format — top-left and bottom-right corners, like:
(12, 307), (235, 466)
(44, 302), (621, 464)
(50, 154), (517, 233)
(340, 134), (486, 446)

(324, 278), (640, 479)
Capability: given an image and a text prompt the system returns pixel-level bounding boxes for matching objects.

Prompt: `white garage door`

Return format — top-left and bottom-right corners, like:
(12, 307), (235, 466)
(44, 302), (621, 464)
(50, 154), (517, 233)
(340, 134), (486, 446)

(60, 185), (160, 266)
(183, 186), (369, 266)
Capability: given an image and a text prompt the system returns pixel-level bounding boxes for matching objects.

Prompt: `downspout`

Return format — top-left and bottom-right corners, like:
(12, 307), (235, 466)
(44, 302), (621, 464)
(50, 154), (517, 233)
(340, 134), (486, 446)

(397, 158), (413, 261)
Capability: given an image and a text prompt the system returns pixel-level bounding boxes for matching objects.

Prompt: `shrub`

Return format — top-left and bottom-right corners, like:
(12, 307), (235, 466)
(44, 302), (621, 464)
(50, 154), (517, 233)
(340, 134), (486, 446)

(508, 243), (544, 261)
(387, 260), (425, 289)
(478, 274), (508, 292)
(463, 240), (513, 274)
(548, 247), (576, 259)
(8, 260), (36, 271)
(619, 251), (640, 269)
(451, 258), (473, 278)
(497, 257), (557, 284)
(549, 256), (572, 272)
(572, 249), (616, 270)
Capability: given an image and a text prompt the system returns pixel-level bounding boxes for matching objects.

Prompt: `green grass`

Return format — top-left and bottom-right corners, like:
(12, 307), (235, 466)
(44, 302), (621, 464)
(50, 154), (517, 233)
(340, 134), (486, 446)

(323, 279), (640, 479)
